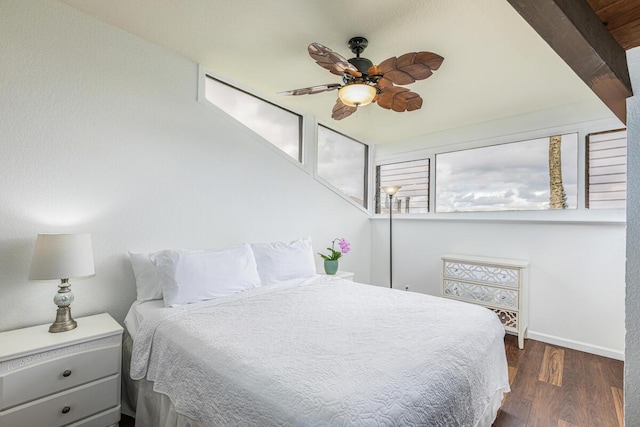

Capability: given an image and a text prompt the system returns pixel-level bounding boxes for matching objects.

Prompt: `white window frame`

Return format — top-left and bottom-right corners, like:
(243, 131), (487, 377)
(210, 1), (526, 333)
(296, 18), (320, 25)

(197, 65), (309, 173)
(375, 158), (430, 214)
(313, 121), (373, 214)
(374, 119), (625, 224)
(434, 133), (579, 213)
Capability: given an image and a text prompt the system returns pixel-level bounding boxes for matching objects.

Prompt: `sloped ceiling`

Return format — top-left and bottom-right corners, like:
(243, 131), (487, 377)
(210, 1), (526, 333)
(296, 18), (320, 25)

(58, 0), (617, 145)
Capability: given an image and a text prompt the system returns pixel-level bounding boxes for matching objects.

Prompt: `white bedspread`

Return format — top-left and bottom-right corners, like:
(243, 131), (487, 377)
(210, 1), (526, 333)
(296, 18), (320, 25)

(131, 277), (510, 426)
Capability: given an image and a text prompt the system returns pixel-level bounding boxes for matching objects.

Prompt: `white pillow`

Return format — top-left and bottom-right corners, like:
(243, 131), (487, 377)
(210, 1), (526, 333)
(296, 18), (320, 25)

(150, 244), (261, 307)
(250, 237), (316, 285)
(129, 252), (163, 302)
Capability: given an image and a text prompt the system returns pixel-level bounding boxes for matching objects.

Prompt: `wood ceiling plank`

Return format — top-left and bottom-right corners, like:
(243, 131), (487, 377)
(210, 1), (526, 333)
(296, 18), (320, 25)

(586, 0), (640, 54)
(610, 16), (640, 50)
(507, 0), (632, 124)
(585, 0), (621, 13)
(597, 2), (640, 30)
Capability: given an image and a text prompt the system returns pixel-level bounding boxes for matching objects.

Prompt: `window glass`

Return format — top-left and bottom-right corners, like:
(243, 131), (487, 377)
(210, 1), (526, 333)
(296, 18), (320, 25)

(376, 159), (430, 214)
(317, 125), (368, 208)
(587, 129), (627, 209)
(435, 133), (578, 212)
(204, 76), (302, 162)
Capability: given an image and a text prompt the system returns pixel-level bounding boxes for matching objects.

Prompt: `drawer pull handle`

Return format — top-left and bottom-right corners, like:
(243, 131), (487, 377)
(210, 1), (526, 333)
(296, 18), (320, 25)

(61, 406), (71, 414)
(62, 370), (72, 377)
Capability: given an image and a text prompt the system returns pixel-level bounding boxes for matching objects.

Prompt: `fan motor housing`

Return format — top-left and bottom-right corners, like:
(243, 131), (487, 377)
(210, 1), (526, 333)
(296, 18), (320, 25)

(348, 57), (373, 74)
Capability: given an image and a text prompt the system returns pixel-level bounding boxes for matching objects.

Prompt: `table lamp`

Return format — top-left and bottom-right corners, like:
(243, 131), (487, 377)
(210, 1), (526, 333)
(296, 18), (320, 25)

(29, 233), (95, 332)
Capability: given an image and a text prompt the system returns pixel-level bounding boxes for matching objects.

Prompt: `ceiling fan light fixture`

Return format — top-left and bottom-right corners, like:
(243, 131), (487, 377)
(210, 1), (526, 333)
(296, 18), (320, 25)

(338, 83), (377, 107)
(279, 39), (443, 120)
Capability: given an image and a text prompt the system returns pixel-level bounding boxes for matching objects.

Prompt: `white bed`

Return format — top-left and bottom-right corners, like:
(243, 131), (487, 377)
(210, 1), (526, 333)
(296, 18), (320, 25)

(123, 275), (510, 427)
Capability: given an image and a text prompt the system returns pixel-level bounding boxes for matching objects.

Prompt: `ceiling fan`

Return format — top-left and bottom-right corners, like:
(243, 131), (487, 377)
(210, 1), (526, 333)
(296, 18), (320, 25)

(278, 36), (444, 120)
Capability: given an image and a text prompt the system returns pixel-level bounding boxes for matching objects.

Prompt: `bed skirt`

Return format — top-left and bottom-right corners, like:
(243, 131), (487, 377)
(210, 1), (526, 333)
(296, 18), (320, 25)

(134, 380), (204, 427)
(121, 330), (137, 418)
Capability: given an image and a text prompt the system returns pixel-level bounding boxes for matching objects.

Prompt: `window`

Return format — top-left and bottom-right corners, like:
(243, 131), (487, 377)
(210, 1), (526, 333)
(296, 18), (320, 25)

(587, 129), (627, 209)
(316, 125), (368, 208)
(203, 76), (302, 162)
(435, 133), (578, 212)
(376, 159), (430, 214)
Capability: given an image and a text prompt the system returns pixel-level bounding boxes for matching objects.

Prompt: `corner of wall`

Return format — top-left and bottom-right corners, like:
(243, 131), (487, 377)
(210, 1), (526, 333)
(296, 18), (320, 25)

(625, 45), (640, 427)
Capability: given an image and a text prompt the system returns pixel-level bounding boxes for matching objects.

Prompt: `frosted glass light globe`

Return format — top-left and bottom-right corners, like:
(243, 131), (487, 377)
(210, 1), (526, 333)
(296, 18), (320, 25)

(338, 84), (377, 107)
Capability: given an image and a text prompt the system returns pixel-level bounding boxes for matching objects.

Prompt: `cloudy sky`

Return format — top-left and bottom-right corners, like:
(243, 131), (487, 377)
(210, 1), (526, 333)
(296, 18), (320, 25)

(316, 125), (366, 205)
(205, 77), (300, 160)
(436, 133), (578, 212)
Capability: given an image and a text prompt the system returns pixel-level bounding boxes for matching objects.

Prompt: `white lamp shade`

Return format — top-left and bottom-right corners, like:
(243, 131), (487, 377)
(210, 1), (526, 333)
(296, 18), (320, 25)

(381, 185), (402, 196)
(29, 233), (95, 280)
(338, 84), (377, 107)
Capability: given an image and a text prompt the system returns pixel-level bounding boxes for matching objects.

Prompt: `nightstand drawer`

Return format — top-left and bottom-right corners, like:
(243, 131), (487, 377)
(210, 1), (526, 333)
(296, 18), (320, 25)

(67, 405), (120, 427)
(0, 374), (118, 427)
(0, 344), (120, 410)
(443, 260), (520, 288)
(443, 279), (519, 309)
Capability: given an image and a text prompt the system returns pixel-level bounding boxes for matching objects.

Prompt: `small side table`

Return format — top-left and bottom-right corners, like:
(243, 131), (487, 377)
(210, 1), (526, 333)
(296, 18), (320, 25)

(0, 313), (123, 426)
(320, 271), (355, 281)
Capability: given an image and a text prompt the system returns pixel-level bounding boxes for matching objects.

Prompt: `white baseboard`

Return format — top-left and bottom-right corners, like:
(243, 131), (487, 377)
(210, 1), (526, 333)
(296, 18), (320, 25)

(526, 331), (624, 361)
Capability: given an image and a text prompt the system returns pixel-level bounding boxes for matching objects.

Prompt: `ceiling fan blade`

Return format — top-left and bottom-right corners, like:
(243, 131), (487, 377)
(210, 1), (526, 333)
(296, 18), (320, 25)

(331, 98), (358, 120)
(377, 52), (444, 86)
(376, 86), (423, 112)
(277, 83), (342, 96)
(376, 77), (394, 89)
(308, 42), (362, 77)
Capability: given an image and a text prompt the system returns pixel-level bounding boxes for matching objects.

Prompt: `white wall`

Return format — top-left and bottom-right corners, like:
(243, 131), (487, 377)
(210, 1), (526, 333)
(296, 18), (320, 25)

(375, 103), (617, 158)
(625, 46), (640, 427)
(370, 218), (625, 358)
(371, 114), (627, 359)
(0, 0), (371, 332)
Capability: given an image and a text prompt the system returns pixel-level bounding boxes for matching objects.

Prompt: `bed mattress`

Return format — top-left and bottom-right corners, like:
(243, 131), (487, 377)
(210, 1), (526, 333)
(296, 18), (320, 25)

(129, 276), (510, 426)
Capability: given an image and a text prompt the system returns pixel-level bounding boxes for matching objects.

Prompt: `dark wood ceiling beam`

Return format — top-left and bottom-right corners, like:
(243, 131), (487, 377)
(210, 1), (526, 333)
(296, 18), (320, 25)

(507, 0), (632, 124)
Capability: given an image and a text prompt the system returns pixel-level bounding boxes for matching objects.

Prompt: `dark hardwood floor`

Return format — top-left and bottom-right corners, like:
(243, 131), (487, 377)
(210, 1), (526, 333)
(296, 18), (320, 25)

(495, 335), (624, 427)
(119, 336), (624, 426)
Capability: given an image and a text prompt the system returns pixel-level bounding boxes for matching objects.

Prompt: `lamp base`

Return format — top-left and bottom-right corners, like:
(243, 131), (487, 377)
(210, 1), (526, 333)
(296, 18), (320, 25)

(49, 307), (77, 333)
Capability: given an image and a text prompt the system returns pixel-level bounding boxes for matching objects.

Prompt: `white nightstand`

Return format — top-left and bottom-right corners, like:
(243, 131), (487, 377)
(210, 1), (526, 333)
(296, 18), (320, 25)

(0, 313), (123, 427)
(320, 271), (355, 281)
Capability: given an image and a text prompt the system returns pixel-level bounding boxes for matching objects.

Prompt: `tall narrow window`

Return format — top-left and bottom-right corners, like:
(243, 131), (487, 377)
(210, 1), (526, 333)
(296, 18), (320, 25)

(435, 133), (578, 212)
(376, 159), (430, 214)
(317, 125), (368, 208)
(204, 76), (302, 162)
(587, 129), (627, 209)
